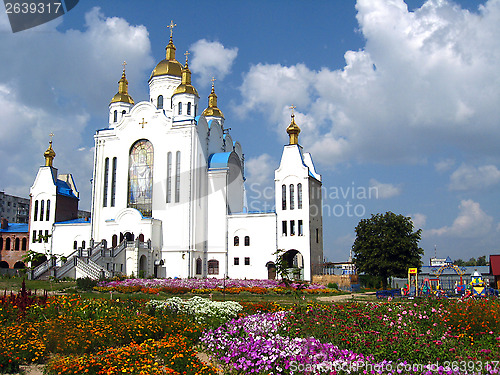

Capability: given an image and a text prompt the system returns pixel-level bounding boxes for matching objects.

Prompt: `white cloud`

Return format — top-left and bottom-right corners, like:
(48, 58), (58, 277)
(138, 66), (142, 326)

(409, 213), (427, 229)
(435, 158), (455, 172)
(369, 178), (402, 199)
(0, 8), (154, 208)
(449, 164), (500, 191)
(190, 39), (238, 87)
(428, 199), (493, 238)
(236, 0), (500, 166)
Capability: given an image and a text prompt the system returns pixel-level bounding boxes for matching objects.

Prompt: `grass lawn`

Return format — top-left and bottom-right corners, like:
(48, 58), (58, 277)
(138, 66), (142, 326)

(0, 276), (76, 293)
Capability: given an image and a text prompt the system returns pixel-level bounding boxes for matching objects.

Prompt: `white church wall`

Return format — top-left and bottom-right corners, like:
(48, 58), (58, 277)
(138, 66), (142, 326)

(227, 213), (277, 280)
(52, 222), (91, 258)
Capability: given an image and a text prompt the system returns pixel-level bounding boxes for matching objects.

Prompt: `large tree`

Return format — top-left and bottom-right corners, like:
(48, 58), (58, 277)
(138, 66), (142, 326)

(352, 212), (424, 289)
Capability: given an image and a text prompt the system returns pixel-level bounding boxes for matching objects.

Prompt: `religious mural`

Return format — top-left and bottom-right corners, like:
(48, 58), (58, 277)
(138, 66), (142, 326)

(128, 139), (153, 216)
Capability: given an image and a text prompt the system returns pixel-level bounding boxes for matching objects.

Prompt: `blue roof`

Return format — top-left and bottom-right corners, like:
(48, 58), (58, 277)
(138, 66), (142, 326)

(0, 223), (28, 233)
(55, 218), (90, 225)
(56, 180), (77, 199)
(208, 152), (232, 169)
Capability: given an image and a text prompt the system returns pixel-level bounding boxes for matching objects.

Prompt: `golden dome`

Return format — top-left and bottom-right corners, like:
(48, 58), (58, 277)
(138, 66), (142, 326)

(286, 113), (301, 145)
(173, 52), (199, 97)
(110, 64), (134, 105)
(44, 137), (56, 167)
(149, 37), (183, 80)
(202, 79), (224, 119)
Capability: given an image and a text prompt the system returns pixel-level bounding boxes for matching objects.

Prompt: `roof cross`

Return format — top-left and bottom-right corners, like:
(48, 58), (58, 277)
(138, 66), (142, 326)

(49, 132), (54, 143)
(167, 20), (176, 38)
(139, 118), (148, 129)
(122, 61), (127, 72)
(184, 50), (190, 64)
(289, 104), (296, 116)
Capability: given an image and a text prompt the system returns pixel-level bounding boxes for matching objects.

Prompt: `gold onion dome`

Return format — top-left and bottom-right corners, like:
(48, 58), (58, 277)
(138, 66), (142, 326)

(110, 65), (135, 105)
(173, 52), (199, 97)
(202, 80), (225, 119)
(149, 36), (183, 80)
(44, 138), (56, 167)
(286, 113), (301, 145)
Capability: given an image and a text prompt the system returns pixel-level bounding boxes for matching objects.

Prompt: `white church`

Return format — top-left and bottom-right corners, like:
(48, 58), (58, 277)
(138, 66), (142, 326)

(28, 26), (323, 281)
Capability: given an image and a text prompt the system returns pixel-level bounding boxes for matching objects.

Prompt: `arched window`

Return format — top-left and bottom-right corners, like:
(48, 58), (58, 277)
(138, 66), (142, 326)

(82, 240), (86, 249)
(175, 151), (181, 203)
(40, 200), (44, 221)
(178, 102), (182, 115)
(113, 110), (118, 122)
(111, 157), (117, 207)
(34, 200), (38, 221)
(196, 257), (202, 275)
(138, 233), (145, 242)
(166, 152), (172, 203)
(157, 95), (163, 109)
(282, 185), (286, 210)
(289, 184), (294, 210)
(244, 236), (250, 246)
(208, 259), (219, 275)
(46, 199), (50, 221)
(128, 139), (154, 217)
(297, 183), (302, 209)
(0, 237), (3, 250)
(103, 157), (109, 207)
(112, 234), (118, 247)
(187, 102), (191, 115)
(234, 236), (239, 246)
(21, 238), (27, 250)
(14, 238), (20, 250)
(5, 238), (10, 250)
(73, 240), (77, 250)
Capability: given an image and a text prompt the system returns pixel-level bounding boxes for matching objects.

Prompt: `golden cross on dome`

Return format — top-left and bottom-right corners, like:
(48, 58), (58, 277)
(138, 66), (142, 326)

(167, 20), (176, 38)
(211, 76), (216, 88)
(139, 118), (148, 129)
(49, 132), (54, 143)
(289, 104), (296, 116)
(122, 61), (127, 72)
(184, 50), (190, 64)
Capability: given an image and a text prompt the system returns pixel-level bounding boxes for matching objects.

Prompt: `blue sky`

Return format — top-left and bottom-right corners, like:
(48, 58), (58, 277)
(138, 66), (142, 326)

(1, 0), (499, 264)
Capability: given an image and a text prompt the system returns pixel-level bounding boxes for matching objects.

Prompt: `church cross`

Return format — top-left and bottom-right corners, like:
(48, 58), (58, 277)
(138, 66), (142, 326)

(139, 118), (148, 128)
(49, 132), (54, 143)
(122, 61), (127, 72)
(289, 104), (296, 116)
(211, 77), (216, 86)
(184, 50), (190, 64)
(167, 20), (176, 38)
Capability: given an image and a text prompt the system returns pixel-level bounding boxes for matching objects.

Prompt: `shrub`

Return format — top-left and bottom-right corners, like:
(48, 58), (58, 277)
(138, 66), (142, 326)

(76, 277), (98, 291)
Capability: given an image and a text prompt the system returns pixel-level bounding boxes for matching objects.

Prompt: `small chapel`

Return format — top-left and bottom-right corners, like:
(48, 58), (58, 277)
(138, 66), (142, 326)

(28, 23), (324, 281)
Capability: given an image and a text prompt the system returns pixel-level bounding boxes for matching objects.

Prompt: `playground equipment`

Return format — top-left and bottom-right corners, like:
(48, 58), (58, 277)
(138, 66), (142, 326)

(470, 270), (487, 297)
(402, 268), (419, 297)
(432, 264), (466, 293)
(421, 278), (432, 295)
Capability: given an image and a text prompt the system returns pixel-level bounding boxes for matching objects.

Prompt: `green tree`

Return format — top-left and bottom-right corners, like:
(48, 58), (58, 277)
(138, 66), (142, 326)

(352, 212), (424, 289)
(454, 259), (465, 267)
(476, 255), (487, 266)
(465, 257), (476, 266)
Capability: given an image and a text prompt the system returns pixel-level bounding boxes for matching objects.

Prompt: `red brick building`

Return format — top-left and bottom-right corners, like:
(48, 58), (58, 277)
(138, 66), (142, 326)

(0, 218), (29, 269)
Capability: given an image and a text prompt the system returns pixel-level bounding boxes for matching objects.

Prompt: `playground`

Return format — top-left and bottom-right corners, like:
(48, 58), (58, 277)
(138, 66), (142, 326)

(379, 266), (498, 299)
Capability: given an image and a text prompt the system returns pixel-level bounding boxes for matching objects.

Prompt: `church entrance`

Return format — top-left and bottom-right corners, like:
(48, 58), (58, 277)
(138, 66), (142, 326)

(282, 249), (304, 280)
(266, 262), (276, 280)
(139, 255), (147, 278)
(124, 232), (134, 241)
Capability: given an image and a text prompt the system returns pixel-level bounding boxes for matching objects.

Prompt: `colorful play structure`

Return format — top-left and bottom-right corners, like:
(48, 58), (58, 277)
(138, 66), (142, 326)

(401, 266), (498, 298)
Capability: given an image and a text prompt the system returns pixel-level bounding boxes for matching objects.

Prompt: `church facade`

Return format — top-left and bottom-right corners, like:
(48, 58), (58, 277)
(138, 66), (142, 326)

(28, 29), (323, 281)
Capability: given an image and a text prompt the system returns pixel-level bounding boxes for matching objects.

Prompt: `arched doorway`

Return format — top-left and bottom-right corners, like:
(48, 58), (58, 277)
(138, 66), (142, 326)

(282, 249), (304, 280)
(0, 261), (9, 269)
(32, 254), (47, 268)
(13, 261), (25, 269)
(112, 234), (118, 247)
(124, 232), (134, 241)
(266, 262), (276, 280)
(138, 233), (145, 242)
(139, 255), (147, 277)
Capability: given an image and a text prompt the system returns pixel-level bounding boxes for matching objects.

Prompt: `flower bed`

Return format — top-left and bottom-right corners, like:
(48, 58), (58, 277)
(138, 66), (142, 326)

(95, 278), (333, 295)
(201, 299), (500, 374)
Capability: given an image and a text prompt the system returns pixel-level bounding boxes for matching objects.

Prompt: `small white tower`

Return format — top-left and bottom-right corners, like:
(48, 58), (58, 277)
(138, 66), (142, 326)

(108, 62), (134, 127)
(172, 51), (200, 121)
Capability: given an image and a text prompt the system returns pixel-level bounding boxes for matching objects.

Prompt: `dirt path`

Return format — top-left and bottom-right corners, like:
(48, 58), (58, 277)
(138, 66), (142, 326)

(317, 292), (376, 302)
